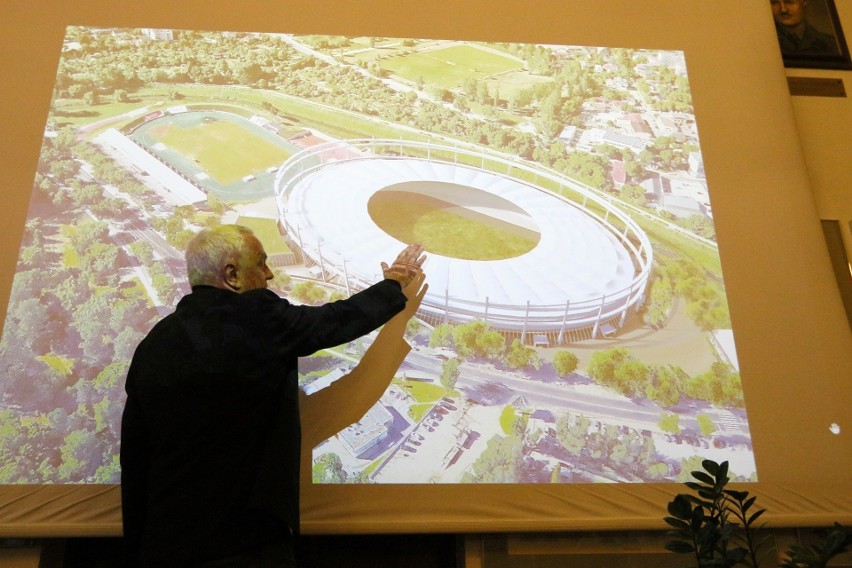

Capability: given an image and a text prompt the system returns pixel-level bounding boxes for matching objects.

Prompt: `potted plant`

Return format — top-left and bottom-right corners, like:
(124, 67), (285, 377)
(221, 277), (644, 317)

(664, 459), (850, 567)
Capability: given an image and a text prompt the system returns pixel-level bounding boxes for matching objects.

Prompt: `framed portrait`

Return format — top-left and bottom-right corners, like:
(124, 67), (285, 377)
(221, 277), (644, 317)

(771, 0), (852, 69)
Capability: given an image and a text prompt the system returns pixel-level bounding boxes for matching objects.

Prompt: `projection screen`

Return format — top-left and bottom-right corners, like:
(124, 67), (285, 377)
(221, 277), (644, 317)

(0, 0), (849, 537)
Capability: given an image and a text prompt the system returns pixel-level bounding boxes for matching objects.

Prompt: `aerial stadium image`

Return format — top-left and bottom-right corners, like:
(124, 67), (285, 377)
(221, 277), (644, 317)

(0, 27), (754, 486)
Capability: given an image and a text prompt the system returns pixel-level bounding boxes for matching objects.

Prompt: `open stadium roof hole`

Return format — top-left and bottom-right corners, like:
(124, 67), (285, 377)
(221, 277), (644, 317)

(367, 181), (542, 261)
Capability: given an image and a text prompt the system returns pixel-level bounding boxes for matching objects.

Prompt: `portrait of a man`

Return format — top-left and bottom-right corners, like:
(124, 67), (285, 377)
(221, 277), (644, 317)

(771, 0), (852, 67)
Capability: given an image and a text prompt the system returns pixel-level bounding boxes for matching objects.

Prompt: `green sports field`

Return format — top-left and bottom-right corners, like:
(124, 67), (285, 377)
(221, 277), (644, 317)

(368, 191), (539, 260)
(153, 119), (290, 184)
(381, 44), (523, 90)
(236, 216), (291, 255)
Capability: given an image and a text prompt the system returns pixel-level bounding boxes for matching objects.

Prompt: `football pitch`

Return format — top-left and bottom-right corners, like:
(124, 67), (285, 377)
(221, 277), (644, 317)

(153, 118), (290, 184)
(381, 44), (523, 90)
(368, 190), (540, 261)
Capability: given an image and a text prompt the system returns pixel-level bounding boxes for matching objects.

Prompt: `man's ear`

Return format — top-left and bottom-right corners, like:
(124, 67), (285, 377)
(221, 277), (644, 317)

(223, 263), (240, 291)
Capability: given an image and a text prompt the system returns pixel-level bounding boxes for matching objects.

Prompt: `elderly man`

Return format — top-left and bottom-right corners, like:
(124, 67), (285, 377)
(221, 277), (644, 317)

(120, 224), (426, 567)
(771, 0), (838, 55)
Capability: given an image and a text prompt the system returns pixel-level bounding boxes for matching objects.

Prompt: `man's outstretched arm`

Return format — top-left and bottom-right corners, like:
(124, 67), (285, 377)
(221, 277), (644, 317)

(299, 269), (427, 450)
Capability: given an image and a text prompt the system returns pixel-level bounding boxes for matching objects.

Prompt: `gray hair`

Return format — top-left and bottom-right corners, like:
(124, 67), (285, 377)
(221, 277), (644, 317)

(185, 224), (256, 287)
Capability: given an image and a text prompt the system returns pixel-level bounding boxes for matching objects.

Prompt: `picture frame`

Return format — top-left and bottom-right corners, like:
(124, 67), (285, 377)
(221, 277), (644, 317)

(772, 0), (852, 69)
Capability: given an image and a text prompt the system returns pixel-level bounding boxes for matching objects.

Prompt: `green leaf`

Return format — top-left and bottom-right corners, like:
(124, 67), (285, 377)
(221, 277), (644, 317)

(725, 489), (748, 501)
(668, 495), (694, 519)
(666, 529), (695, 540)
(664, 517), (691, 530)
(747, 509), (765, 525)
(824, 527), (850, 553)
(692, 471), (716, 485)
(665, 541), (696, 554)
(702, 459), (720, 475)
(697, 488), (718, 501)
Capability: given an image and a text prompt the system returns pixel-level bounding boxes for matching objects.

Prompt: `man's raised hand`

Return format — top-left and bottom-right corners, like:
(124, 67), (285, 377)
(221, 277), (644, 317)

(381, 243), (426, 289)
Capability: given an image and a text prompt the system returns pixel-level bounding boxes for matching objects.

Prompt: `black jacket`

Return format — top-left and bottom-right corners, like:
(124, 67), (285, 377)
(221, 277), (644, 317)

(120, 281), (406, 566)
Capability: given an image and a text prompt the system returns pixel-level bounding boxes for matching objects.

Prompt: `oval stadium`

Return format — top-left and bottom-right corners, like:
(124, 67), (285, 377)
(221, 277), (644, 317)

(275, 139), (652, 341)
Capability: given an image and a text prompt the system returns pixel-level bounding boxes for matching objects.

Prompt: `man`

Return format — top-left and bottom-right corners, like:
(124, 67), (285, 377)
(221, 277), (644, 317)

(120, 224), (426, 567)
(771, 0), (838, 55)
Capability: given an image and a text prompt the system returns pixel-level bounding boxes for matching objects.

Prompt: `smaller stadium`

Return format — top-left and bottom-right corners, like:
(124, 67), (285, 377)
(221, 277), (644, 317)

(107, 106), (301, 204)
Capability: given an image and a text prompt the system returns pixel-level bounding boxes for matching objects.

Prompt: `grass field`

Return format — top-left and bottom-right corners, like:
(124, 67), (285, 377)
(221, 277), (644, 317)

(382, 44), (523, 90)
(368, 191), (539, 260)
(236, 216), (291, 255)
(487, 69), (553, 101)
(154, 119), (289, 184)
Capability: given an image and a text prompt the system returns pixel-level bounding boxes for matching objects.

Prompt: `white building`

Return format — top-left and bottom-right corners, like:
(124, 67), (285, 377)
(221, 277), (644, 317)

(141, 28), (174, 41)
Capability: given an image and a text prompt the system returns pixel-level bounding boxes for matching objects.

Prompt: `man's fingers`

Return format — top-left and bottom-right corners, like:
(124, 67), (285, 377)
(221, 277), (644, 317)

(402, 273), (428, 307)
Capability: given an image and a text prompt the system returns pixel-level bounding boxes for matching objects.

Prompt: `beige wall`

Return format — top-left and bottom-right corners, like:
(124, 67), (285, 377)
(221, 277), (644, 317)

(0, 0), (849, 536)
(787, 1), (852, 256)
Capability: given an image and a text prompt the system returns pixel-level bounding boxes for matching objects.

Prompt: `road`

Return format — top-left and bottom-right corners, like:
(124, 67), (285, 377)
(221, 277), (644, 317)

(402, 348), (749, 438)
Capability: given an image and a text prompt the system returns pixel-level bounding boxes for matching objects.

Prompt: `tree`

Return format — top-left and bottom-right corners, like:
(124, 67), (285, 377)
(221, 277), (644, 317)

(70, 220), (109, 256)
(536, 89), (563, 140)
(696, 414), (716, 437)
(113, 327), (146, 361)
(660, 413), (680, 434)
(405, 317), (421, 339)
(93, 361), (129, 395)
(312, 452), (347, 483)
(612, 359), (649, 397)
(49, 159), (81, 180)
(587, 424), (621, 461)
(505, 339), (540, 370)
(556, 412), (589, 454)
(11, 298), (52, 351)
(72, 291), (116, 364)
(678, 214), (716, 240)
(58, 428), (99, 481)
(79, 242), (120, 287)
(292, 281), (327, 305)
(429, 323), (453, 349)
(148, 263), (177, 306)
(206, 194), (228, 215)
(464, 434), (523, 483)
(687, 362), (743, 407)
(587, 347), (632, 388)
(270, 268), (292, 291)
(93, 454), (121, 483)
(644, 274), (673, 329)
(552, 350), (579, 377)
(0, 409), (27, 482)
(328, 290), (347, 303)
(439, 357), (460, 389)
(564, 151), (608, 189)
(129, 241), (154, 265)
(645, 364), (686, 407)
(619, 184), (647, 206)
(451, 320), (504, 360)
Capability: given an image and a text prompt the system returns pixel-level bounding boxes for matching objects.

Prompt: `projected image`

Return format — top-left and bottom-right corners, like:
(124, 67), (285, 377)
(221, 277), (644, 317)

(0, 27), (756, 485)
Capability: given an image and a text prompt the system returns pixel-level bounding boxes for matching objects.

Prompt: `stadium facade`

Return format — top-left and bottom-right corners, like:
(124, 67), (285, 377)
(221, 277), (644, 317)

(275, 139), (653, 343)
